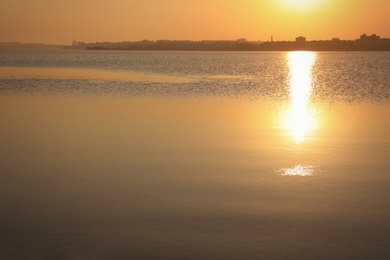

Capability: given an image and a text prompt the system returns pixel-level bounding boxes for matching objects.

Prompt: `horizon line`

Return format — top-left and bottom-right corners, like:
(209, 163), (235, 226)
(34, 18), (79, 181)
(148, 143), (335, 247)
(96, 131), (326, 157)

(2, 33), (390, 46)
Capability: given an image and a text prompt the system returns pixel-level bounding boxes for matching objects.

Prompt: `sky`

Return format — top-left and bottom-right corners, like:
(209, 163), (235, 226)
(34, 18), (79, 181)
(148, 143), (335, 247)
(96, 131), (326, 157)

(0, 0), (389, 44)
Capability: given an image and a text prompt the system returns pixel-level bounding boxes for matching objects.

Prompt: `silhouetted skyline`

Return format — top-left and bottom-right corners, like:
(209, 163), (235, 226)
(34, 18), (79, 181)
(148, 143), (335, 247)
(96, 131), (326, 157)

(1, 33), (389, 51)
(69, 34), (390, 51)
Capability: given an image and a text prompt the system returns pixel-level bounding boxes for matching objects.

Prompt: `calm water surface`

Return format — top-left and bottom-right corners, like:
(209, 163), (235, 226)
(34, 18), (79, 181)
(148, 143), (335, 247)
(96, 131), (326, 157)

(0, 49), (389, 259)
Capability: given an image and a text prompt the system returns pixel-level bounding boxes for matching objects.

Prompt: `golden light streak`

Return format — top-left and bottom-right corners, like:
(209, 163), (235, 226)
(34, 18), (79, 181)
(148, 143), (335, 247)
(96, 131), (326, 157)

(285, 51), (316, 143)
(0, 67), (194, 83)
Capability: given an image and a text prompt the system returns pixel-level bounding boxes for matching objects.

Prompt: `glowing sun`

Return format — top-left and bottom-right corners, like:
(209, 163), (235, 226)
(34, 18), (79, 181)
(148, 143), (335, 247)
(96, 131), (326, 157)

(288, 0), (318, 4)
(290, 0), (314, 4)
(279, 0), (325, 12)
(282, 0), (323, 7)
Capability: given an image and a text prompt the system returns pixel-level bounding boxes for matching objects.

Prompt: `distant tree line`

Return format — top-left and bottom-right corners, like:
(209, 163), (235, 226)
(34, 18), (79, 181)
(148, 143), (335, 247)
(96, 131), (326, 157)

(68, 38), (390, 51)
(2, 34), (389, 51)
(65, 34), (389, 51)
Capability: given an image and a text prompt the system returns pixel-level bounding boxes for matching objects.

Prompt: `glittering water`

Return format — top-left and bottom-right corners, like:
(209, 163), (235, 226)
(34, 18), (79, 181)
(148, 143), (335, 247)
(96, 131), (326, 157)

(0, 49), (389, 259)
(0, 49), (389, 101)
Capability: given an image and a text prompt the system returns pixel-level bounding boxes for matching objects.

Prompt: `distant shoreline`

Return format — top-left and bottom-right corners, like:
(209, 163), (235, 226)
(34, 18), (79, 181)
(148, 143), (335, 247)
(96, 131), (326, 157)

(73, 34), (390, 51)
(1, 45), (389, 51)
(2, 34), (390, 51)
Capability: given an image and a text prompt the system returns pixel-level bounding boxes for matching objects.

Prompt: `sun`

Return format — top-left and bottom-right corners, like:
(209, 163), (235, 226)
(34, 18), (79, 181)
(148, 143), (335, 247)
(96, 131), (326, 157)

(277, 0), (325, 13)
(287, 0), (318, 4)
(281, 0), (324, 7)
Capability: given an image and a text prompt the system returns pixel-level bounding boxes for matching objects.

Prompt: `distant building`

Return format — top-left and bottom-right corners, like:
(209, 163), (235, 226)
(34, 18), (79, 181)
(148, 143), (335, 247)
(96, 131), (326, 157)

(359, 34), (380, 41)
(236, 38), (247, 43)
(295, 36), (306, 43)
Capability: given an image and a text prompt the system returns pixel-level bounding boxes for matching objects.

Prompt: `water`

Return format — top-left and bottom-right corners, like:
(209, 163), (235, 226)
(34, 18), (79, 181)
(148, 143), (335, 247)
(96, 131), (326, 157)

(1, 49), (389, 101)
(0, 49), (389, 259)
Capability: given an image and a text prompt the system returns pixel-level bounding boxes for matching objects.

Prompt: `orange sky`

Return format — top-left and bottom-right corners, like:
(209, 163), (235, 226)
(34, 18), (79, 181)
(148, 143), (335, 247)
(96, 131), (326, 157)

(0, 0), (389, 44)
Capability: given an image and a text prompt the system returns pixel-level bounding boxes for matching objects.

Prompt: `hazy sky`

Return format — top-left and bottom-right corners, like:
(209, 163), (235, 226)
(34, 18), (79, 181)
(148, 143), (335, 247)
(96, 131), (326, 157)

(1, 0), (389, 44)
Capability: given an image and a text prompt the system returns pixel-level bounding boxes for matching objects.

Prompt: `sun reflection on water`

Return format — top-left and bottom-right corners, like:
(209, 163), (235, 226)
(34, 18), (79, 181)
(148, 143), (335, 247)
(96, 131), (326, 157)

(277, 165), (316, 177)
(275, 52), (320, 177)
(285, 51), (316, 143)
